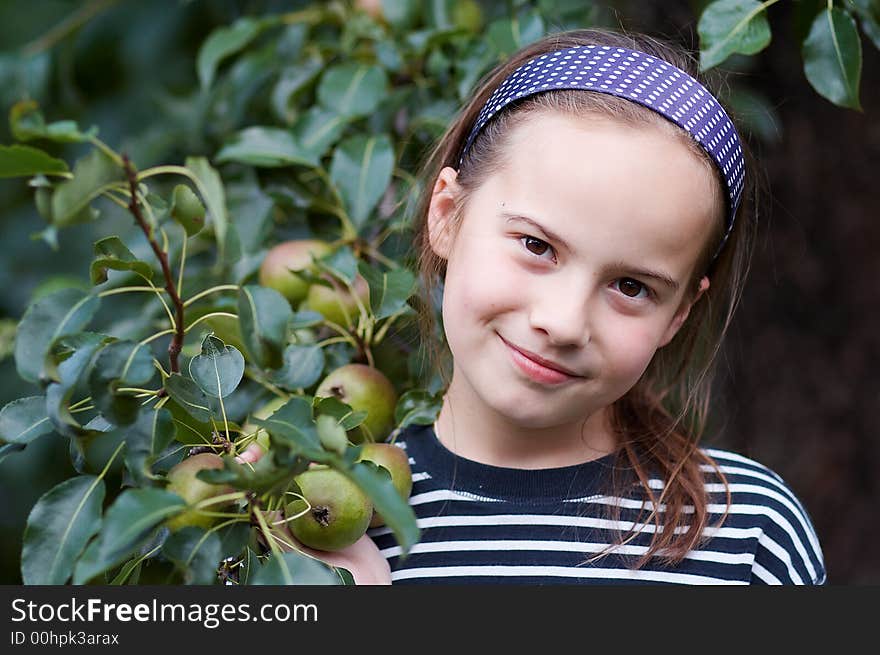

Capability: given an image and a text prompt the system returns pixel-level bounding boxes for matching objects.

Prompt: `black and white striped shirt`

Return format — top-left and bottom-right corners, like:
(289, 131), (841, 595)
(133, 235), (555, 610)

(367, 423), (826, 585)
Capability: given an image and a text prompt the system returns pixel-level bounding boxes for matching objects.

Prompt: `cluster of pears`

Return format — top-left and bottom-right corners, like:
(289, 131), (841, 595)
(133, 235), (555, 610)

(163, 360), (410, 552)
(258, 238), (369, 327)
(163, 440), (412, 552)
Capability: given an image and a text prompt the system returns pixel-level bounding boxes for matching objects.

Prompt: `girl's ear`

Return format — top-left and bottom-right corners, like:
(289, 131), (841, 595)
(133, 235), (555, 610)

(659, 276), (710, 347)
(427, 166), (461, 260)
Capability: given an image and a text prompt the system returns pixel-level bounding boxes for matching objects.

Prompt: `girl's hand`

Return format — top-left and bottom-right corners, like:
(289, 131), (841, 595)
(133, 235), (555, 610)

(237, 444), (392, 585)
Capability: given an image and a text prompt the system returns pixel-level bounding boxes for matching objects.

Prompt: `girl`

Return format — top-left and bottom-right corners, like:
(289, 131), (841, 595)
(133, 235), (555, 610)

(252, 27), (826, 585)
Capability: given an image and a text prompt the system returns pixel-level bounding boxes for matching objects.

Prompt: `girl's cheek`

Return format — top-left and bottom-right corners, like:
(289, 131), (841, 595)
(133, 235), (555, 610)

(610, 322), (665, 372)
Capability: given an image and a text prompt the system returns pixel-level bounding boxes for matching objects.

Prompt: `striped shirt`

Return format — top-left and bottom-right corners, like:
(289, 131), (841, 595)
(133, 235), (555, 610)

(367, 423), (826, 585)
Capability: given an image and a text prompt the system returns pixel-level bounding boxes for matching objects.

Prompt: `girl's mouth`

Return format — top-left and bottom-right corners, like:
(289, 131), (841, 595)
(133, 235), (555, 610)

(498, 334), (581, 385)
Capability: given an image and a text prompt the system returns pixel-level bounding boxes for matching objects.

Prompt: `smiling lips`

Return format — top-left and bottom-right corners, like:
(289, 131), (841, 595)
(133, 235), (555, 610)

(499, 335), (582, 385)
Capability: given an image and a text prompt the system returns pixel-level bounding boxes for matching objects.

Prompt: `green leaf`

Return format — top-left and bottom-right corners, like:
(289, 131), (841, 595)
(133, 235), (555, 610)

(90, 236), (154, 285)
(698, 0), (773, 70)
(289, 309), (324, 330)
(188, 334), (245, 398)
(486, 11), (545, 57)
(0, 144), (68, 178)
(73, 488), (186, 584)
(88, 340), (156, 426)
(271, 57), (325, 123)
(803, 6), (863, 110)
(357, 262), (417, 320)
(0, 443), (26, 463)
(252, 396), (324, 459)
(394, 389), (443, 428)
(314, 246), (359, 285)
(123, 407), (176, 486)
(45, 333), (112, 439)
(313, 396), (368, 431)
(164, 373), (213, 422)
(162, 526), (223, 585)
(329, 133), (394, 228)
(238, 284), (292, 369)
(197, 17), (267, 89)
(294, 107), (351, 162)
(317, 63), (389, 118)
(185, 157), (228, 263)
(335, 566), (357, 585)
(215, 126), (318, 168)
(14, 287), (100, 384)
(249, 550), (341, 585)
(9, 99), (97, 143)
(345, 460), (420, 556)
(269, 344), (325, 390)
(197, 452), (307, 496)
(21, 475), (105, 584)
(850, 0), (880, 50)
(0, 396), (52, 444)
(51, 148), (123, 227)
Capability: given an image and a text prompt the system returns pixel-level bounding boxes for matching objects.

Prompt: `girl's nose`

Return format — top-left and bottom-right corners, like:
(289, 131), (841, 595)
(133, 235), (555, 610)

(527, 282), (591, 348)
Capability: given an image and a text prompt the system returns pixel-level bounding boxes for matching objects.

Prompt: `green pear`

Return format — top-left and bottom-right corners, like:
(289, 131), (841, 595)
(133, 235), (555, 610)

(358, 442), (413, 527)
(165, 453), (229, 532)
(258, 239), (333, 307)
(286, 467), (373, 552)
(315, 364), (397, 444)
(303, 273), (370, 328)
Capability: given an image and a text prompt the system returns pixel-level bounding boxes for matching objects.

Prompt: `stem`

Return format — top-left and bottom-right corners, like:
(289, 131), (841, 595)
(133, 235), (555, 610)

(116, 387), (160, 395)
(194, 492), (248, 510)
(243, 369), (288, 397)
(123, 155), (186, 378)
(185, 312), (238, 332)
(97, 286), (163, 297)
(372, 312), (400, 345)
(89, 136), (125, 168)
(183, 284), (240, 308)
(311, 167), (357, 239)
(177, 234), (187, 298)
(140, 328), (175, 347)
(316, 336), (352, 348)
(21, 0), (118, 57)
(252, 507), (282, 556)
(363, 244), (399, 269)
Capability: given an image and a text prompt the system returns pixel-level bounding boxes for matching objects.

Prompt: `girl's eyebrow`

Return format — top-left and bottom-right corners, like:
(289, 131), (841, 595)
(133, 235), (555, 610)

(503, 212), (570, 253)
(502, 212), (680, 292)
(608, 262), (680, 293)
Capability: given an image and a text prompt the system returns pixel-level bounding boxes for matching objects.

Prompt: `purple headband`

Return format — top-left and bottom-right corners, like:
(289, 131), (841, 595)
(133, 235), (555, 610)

(459, 45), (746, 261)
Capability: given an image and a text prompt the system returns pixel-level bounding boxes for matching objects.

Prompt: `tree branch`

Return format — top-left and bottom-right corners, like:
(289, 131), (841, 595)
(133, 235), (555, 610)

(123, 154), (186, 381)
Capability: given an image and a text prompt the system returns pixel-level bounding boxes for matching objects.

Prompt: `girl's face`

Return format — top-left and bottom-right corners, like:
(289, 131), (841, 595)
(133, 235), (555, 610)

(427, 111), (717, 432)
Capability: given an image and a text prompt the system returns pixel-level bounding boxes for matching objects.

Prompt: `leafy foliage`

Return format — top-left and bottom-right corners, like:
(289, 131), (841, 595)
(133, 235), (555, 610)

(0, 0), (872, 586)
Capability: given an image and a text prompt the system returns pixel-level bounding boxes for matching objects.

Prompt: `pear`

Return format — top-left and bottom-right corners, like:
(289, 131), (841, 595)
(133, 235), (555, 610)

(258, 239), (332, 307)
(315, 364), (397, 443)
(287, 467), (373, 552)
(358, 442), (413, 527)
(165, 453), (229, 532)
(303, 273), (370, 328)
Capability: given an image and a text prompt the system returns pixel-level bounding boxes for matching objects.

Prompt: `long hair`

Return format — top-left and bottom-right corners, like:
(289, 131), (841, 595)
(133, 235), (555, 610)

(407, 28), (759, 567)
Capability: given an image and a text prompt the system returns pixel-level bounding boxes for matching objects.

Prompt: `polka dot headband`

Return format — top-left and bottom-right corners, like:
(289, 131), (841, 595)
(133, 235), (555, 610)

(459, 45), (746, 260)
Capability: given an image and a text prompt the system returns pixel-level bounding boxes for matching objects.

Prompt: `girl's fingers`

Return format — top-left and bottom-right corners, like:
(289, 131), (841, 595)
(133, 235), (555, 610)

(235, 443), (264, 464)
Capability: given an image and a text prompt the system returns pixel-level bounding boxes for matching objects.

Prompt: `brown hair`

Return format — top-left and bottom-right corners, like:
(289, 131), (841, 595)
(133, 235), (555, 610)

(408, 28), (759, 568)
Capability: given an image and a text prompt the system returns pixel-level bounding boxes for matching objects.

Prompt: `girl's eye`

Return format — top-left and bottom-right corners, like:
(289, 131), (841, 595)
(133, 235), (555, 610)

(615, 278), (650, 299)
(520, 236), (555, 260)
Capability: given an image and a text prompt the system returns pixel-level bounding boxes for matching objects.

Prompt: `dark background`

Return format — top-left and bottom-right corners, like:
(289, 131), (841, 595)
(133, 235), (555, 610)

(0, 0), (876, 584)
(629, 3), (880, 585)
